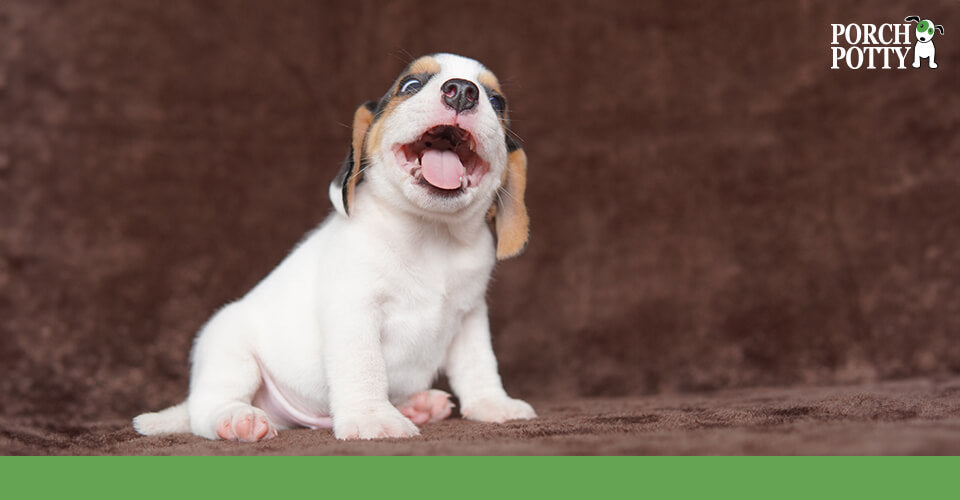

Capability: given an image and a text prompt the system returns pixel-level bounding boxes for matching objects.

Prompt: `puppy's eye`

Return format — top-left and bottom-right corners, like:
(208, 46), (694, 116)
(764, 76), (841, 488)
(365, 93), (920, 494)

(399, 78), (422, 95)
(489, 95), (506, 115)
(928, 28), (934, 35)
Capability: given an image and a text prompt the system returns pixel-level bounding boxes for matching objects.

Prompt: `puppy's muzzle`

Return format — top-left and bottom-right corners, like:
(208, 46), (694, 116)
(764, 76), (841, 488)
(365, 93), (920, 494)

(441, 78), (479, 114)
(397, 125), (488, 193)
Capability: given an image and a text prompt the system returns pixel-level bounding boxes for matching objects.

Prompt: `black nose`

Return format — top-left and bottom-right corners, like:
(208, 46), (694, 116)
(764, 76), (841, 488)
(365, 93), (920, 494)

(441, 78), (479, 114)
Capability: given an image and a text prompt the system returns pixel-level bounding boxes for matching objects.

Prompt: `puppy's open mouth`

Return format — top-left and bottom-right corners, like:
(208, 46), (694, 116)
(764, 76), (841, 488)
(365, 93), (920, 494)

(396, 125), (488, 194)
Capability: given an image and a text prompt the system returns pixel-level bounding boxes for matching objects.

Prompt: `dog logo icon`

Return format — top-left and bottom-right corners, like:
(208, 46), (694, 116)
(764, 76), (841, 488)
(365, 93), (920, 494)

(905, 15), (944, 68)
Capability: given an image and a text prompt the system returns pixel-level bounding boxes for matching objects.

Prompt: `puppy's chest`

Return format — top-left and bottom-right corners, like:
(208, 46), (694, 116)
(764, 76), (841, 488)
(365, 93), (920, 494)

(378, 246), (491, 342)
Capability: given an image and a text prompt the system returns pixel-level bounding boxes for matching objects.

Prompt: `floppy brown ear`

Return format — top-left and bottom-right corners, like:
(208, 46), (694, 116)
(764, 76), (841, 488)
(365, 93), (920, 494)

(493, 143), (530, 260)
(329, 101), (376, 216)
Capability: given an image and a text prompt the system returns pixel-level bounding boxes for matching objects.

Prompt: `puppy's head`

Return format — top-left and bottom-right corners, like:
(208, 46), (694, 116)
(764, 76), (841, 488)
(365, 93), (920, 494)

(329, 53), (528, 260)
(906, 16), (944, 42)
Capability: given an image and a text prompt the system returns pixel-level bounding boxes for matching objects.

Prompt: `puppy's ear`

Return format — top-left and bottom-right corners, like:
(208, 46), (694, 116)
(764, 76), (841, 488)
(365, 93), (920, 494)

(935, 25), (944, 35)
(492, 136), (529, 260)
(904, 15), (920, 23)
(330, 101), (376, 216)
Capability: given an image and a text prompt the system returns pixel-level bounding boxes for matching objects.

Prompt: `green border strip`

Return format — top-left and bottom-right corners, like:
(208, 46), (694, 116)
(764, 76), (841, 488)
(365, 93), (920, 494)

(3, 457), (957, 498)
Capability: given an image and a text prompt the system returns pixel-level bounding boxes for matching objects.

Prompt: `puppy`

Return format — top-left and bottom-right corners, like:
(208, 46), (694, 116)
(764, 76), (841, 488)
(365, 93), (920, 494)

(905, 15), (944, 69)
(133, 53), (535, 441)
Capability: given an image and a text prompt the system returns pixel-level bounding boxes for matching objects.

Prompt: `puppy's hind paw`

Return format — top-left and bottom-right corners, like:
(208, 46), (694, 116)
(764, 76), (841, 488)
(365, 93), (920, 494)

(398, 390), (454, 425)
(334, 405), (420, 440)
(215, 405), (278, 442)
(461, 396), (537, 423)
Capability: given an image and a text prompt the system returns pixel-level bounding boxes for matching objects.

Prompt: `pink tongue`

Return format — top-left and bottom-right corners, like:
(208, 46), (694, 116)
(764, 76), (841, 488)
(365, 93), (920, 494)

(420, 149), (465, 190)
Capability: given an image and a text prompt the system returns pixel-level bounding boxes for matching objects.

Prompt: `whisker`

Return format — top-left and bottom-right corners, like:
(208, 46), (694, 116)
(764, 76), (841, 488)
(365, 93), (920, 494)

(496, 184), (519, 204)
(390, 49), (415, 66)
(505, 127), (526, 146)
(355, 161), (372, 177)
(498, 76), (521, 91)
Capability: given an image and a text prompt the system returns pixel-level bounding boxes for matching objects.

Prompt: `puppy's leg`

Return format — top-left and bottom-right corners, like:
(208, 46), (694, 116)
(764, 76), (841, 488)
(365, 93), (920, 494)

(187, 303), (278, 442)
(929, 48), (937, 69)
(445, 304), (537, 423)
(913, 47), (922, 68)
(397, 390), (454, 425)
(324, 302), (419, 440)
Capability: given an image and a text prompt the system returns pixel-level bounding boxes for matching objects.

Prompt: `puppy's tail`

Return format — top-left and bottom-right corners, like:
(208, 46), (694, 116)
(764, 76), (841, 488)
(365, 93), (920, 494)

(132, 401), (190, 436)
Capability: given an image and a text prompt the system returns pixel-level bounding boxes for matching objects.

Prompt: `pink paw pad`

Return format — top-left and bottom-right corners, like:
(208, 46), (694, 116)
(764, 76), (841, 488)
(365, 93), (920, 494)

(216, 409), (278, 442)
(398, 390), (454, 426)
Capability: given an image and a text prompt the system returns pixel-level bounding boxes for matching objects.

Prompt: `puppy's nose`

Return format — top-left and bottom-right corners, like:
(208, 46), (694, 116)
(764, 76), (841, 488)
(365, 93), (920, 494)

(441, 78), (479, 114)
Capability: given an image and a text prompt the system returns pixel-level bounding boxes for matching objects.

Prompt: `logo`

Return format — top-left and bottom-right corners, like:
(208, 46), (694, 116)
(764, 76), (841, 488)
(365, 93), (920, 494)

(831, 15), (944, 69)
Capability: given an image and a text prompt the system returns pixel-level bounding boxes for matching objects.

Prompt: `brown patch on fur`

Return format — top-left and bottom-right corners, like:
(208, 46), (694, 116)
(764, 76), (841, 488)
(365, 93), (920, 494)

(365, 120), (384, 163)
(486, 204), (498, 221)
(495, 148), (529, 260)
(479, 70), (511, 130)
(346, 104), (375, 212)
(408, 55), (441, 75)
(478, 70), (501, 94)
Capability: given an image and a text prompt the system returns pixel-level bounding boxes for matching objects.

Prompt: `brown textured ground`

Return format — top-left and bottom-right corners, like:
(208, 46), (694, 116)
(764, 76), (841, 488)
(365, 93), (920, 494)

(1, 0), (958, 455)
(3, 378), (960, 455)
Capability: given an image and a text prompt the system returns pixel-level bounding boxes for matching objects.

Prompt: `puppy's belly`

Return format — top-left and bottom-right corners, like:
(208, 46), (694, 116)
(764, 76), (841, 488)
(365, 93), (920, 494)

(252, 360), (333, 429)
(250, 334), (334, 429)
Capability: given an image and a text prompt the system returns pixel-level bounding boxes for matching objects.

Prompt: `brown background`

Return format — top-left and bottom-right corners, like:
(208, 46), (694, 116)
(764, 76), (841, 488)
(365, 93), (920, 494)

(1, 0), (958, 438)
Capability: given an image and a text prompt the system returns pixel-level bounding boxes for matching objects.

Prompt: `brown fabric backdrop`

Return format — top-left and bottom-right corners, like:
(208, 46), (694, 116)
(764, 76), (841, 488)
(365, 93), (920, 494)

(1, 0), (957, 425)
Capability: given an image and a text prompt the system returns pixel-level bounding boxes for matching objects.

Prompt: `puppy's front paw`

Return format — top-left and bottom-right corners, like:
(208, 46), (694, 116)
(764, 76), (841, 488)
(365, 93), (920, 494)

(461, 396), (537, 423)
(334, 405), (420, 440)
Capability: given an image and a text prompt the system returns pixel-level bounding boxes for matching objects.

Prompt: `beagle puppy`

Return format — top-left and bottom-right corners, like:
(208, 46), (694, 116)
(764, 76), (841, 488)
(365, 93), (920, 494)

(133, 53), (535, 441)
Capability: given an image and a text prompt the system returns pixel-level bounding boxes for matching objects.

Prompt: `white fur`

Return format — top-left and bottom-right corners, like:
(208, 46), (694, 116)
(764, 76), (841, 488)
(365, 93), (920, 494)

(133, 54), (535, 441)
(912, 39), (937, 69)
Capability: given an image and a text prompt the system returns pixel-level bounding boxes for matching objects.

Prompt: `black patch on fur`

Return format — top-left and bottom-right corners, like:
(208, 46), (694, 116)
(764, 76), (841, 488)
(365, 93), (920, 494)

(372, 72), (437, 120)
(373, 93), (390, 118)
(335, 145), (354, 212)
(506, 133), (521, 153)
(481, 85), (507, 117)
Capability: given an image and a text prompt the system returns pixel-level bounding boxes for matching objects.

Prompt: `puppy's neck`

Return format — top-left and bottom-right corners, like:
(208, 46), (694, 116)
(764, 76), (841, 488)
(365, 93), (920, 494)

(351, 195), (492, 250)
